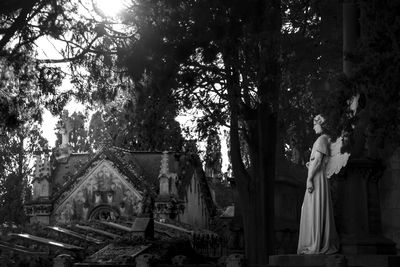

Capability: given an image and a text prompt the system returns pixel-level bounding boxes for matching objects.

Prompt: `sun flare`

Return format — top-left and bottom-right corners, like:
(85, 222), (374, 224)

(94, 0), (126, 17)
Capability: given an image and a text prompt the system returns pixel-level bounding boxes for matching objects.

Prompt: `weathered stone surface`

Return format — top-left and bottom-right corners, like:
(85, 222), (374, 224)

(325, 255), (348, 267)
(135, 253), (155, 267)
(53, 254), (74, 267)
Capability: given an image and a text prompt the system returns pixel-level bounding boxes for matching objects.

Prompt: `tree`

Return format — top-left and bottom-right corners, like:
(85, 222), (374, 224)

(0, 124), (48, 225)
(0, 0), (347, 264)
(100, 77), (185, 151)
(88, 111), (113, 151)
(314, 0), (400, 160)
(0, 53), (66, 130)
(55, 111), (90, 152)
(0, 0), (123, 130)
(86, 83), (185, 152)
(279, 0), (343, 160)
(204, 130), (222, 181)
(350, 0), (400, 157)
(110, 1), (282, 264)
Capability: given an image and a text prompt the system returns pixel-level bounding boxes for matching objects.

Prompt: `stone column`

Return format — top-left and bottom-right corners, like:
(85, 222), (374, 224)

(154, 152), (182, 220)
(334, 159), (396, 254)
(159, 152), (170, 197)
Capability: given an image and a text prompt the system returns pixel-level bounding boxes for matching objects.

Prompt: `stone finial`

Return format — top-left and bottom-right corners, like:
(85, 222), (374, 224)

(33, 154), (42, 179)
(160, 151), (169, 176)
(158, 151), (179, 197)
(42, 153), (51, 178)
(159, 151), (170, 196)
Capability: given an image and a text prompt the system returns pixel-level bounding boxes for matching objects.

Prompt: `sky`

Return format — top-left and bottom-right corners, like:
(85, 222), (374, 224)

(41, 102), (86, 148)
(36, 35), (86, 148)
(36, 0), (230, 173)
(36, 0), (130, 148)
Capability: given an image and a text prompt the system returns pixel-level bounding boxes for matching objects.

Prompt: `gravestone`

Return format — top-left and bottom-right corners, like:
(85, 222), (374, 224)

(171, 255), (187, 266)
(53, 254), (75, 267)
(132, 216), (154, 239)
(136, 253), (154, 267)
(226, 254), (244, 267)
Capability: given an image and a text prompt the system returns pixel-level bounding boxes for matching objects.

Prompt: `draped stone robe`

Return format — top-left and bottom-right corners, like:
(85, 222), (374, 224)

(297, 134), (339, 254)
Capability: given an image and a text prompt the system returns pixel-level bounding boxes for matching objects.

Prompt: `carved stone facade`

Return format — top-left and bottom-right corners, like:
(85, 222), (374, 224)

(53, 160), (143, 223)
(24, 147), (216, 230)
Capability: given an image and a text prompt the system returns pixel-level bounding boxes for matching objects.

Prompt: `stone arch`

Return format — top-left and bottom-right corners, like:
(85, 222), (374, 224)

(88, 204), (120, 221)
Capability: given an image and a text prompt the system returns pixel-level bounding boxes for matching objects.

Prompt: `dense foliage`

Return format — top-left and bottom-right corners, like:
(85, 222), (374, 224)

(0, 124), (48, 225)
(349, 0), (400, 157)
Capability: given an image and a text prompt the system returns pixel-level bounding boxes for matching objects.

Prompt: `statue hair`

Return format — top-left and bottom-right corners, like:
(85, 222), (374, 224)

(314, 114), (333, 137)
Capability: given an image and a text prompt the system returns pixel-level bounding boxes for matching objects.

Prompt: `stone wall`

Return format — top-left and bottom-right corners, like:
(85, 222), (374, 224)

(380, 148), (400, 252)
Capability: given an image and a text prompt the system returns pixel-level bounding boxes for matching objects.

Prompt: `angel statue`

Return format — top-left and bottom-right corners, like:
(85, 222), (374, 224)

(55, 110), (73, 148)
(297, 114), (350, 254)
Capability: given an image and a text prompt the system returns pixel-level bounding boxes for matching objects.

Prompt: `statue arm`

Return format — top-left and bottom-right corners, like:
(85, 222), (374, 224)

(307, 151), (324, 193)
(307, 151), (323, 182)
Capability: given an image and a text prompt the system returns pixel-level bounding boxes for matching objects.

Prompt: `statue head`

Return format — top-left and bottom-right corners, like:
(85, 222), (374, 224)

(313, 114), (326, 134)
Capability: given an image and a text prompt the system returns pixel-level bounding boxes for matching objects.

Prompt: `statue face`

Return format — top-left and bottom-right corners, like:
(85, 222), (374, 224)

(313, 122), (323, 134)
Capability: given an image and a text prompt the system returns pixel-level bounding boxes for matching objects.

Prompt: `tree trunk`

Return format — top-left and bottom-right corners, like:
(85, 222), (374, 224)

(226, 1), (281, 266)
(343, 0), (360, 78)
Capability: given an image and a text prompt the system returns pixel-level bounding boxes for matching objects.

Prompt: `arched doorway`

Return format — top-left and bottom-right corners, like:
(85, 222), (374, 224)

(88, 204), (120, 221)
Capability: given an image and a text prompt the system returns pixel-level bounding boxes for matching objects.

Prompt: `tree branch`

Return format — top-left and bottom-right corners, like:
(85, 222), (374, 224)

(0, 3), (37, 51)
(37, 34), (101, 63)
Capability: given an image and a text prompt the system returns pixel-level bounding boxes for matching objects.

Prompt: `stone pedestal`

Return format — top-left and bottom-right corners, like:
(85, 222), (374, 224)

(269, 254), (400, 267)
(332, 159), (396, 254)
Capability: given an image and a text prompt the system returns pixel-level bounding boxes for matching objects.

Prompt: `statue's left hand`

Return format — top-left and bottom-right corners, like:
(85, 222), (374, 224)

(307, 180), (314, 193)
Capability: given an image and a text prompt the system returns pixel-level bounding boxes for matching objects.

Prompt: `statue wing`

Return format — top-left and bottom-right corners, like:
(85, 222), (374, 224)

(326, 137), (350, 179)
